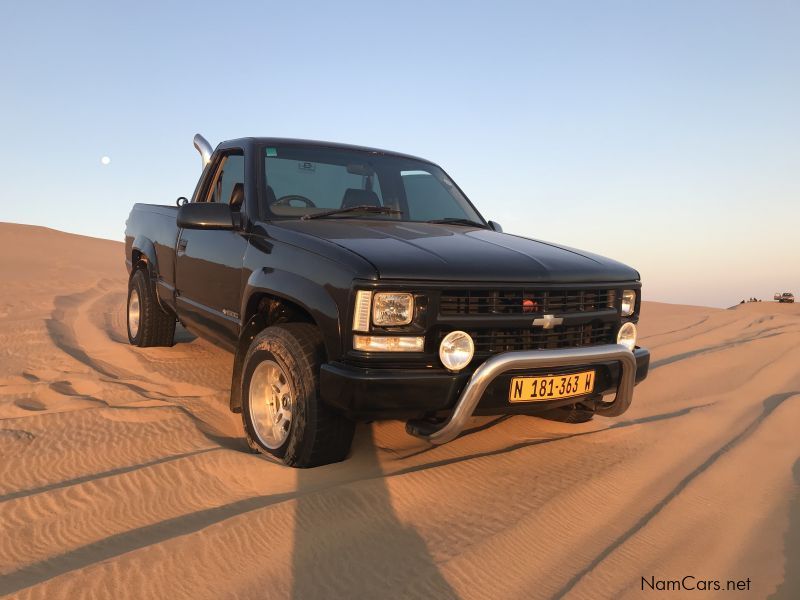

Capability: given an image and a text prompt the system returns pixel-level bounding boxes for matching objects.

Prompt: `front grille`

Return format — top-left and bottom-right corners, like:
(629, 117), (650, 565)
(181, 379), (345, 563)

(440, 288), (615, 315)
(441, 322), (616, 355)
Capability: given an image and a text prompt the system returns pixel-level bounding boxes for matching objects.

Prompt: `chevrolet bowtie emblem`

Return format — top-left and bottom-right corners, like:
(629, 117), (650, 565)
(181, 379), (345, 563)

(532, 314), (563, 329)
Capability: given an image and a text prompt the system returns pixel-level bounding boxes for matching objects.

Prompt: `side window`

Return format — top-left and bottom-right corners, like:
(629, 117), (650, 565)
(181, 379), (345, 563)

(204, 153), (245, 210)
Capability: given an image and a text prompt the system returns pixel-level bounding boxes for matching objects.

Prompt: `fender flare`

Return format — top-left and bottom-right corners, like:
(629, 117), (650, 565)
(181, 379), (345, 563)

(130, 236), (173, 313)
(240, 268), (342, 360)
(131, 235), (159, 281)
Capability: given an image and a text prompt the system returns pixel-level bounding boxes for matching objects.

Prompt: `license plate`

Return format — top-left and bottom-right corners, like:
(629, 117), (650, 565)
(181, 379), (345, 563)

(509, 370), (595, 402)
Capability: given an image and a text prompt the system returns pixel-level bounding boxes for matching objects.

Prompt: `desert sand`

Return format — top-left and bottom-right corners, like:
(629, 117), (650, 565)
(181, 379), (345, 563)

(1, 222), (798, 599)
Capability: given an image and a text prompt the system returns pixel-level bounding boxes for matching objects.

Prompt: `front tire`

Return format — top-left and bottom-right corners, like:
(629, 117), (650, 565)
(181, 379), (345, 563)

(127, 268), (176, 347)
(241, 323), (355, 467)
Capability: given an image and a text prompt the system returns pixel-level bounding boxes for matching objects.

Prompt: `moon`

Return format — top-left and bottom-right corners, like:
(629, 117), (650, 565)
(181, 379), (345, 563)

(100, 156), (111, 166)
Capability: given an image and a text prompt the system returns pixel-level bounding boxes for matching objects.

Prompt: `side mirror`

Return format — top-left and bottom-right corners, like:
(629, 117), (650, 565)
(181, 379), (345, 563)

(177, 203), (234, 230)
(488, 221), (503, 233)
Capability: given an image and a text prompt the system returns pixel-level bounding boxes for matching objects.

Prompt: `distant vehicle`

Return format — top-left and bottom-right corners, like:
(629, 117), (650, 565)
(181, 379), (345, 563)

(774, 292), (795, 303)
(124, 134), (650, 467)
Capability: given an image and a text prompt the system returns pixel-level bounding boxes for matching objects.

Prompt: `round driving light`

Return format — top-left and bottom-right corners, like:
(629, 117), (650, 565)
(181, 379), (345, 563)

(439, 330), (474, 371)
(617, 322), (637, 351)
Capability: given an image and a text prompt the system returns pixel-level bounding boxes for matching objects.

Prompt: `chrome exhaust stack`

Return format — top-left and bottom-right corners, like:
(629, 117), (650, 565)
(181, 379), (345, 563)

(193, 134), (213, 167)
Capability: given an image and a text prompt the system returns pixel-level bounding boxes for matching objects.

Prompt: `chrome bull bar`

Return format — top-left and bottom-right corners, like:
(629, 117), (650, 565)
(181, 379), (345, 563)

(405, 344), (637, 445)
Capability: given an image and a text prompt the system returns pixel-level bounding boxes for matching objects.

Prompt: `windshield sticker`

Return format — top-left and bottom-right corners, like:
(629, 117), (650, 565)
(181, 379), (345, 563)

(266, 147), (277, 157)
(298, 161), (316, 173)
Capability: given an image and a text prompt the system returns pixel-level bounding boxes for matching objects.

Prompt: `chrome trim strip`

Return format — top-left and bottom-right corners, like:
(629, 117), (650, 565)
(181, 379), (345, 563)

(405, 344), (637, 444)
(176, 295), (240, 324)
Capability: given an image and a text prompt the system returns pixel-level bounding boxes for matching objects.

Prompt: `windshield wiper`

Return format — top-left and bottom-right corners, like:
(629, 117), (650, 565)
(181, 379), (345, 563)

(425, 218), (488, 228)
(301, 205), (402, 220)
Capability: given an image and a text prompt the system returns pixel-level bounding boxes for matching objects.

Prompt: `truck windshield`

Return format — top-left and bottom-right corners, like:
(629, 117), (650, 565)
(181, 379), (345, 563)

(261, 145), (485, 225)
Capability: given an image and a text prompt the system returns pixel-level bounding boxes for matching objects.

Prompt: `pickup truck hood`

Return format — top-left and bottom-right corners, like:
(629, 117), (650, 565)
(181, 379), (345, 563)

(274, 220), (639, 283)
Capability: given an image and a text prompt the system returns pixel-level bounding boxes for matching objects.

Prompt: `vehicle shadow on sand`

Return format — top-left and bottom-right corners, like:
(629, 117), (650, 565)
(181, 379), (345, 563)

(290, 426), (458, 599)
(769, 457), (800, 600)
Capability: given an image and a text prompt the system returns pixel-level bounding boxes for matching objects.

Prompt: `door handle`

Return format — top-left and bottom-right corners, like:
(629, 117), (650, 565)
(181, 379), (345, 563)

(177, 239), (188, 256)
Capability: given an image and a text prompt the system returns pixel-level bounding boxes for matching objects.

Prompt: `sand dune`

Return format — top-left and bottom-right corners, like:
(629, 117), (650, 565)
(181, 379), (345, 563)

(1, 223), (798, 599)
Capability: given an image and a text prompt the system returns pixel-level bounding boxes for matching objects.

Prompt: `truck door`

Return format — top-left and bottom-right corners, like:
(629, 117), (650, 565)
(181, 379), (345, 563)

(175, 150), (247, 348)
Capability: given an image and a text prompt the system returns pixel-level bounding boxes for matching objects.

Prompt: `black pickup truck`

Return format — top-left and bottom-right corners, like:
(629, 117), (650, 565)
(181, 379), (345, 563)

(125, 135), (649, 467)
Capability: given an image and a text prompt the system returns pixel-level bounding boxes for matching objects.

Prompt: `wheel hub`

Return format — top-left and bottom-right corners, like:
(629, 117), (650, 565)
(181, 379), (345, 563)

(128, 289), (141, 338)
(248, 359), (294, 449)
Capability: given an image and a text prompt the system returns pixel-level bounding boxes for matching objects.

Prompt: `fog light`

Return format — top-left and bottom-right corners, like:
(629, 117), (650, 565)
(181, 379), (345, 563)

(439, 330), (474, 371)
(617, 322), (637, 351)
(353, 335), (424, 352)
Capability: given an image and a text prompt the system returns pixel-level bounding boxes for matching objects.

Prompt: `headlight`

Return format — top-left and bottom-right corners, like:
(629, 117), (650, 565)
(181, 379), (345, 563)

(439, 330), (474, 371)
(621, 290), (636, 316)
(373, 292), (414, 326)
(617, 322), (637, 351)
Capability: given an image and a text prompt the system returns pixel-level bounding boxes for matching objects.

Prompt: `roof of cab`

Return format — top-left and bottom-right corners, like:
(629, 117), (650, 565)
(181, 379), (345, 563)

(216, 137), (436, 165)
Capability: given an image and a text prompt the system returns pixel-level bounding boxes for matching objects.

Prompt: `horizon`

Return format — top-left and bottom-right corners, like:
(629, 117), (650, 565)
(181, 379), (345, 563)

(0, 220), (792, 310)
(1, 1), (797, 308)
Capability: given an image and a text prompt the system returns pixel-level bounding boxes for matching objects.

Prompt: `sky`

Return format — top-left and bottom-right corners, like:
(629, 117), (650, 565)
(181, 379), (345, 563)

(1, 0), (797, 308)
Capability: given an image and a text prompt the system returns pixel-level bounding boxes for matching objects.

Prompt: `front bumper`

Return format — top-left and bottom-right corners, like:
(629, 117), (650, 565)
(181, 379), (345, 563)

(320, 346), (650, 425)
(407, 344), (638, 444)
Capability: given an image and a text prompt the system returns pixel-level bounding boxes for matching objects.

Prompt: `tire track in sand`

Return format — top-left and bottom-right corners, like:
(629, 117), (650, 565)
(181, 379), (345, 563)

(40, 285), (242, 448)
(551, 390), (800, 599)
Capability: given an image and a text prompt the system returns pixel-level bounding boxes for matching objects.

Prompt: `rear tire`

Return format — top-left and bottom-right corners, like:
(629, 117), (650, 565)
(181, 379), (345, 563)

(241, 323), (355, 467)
(127, 268), (176, 347)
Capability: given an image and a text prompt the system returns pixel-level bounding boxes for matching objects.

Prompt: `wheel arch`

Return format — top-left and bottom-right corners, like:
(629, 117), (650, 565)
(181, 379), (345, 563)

(131, 236), (159, 280)
(230, 274), (342, 413)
